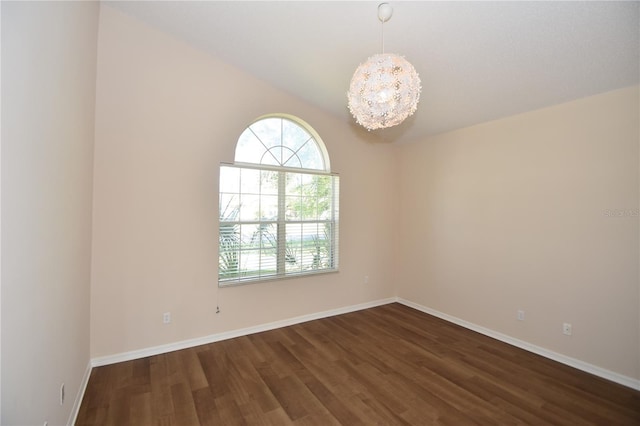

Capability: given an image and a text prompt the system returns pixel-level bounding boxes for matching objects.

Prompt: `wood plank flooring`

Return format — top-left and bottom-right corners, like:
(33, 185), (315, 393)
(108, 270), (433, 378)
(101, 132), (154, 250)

(76, 303), (640, 425)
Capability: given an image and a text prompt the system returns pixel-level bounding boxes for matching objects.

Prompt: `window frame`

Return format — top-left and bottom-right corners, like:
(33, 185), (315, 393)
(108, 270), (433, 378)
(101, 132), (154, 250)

(218, 115), (339, 287)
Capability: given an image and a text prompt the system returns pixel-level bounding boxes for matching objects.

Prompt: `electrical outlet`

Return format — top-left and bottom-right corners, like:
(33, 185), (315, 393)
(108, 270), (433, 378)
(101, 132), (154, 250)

(163, 312), (171, 324)
(563, 322), (572, 336)
(60, 383), (65, 406)
(364, 275), (369, 284)
(517, 310), (525, 321)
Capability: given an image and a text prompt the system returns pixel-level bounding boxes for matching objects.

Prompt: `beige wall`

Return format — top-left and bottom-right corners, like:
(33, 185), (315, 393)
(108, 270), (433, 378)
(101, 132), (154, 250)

(1, 1), (99, 424)
(90, 6), (398, 358)
(397, 86), (640, 379)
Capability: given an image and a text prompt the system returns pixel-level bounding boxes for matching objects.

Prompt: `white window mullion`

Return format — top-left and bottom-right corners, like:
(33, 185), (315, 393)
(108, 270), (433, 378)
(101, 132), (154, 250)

(277, 171), (286, 275)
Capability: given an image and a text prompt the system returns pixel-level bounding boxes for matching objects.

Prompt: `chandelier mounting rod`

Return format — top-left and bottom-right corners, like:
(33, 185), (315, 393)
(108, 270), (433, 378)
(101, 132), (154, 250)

(378, 3), (393, 54)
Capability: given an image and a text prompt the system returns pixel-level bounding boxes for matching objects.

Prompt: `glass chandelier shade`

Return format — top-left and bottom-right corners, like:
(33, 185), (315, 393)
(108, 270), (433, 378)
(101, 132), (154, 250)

(347, 53), (421, 131)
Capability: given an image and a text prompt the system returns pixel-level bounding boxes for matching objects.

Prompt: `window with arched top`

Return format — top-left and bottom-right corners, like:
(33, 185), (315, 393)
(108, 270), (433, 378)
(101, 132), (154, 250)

(235, 116), (329, 171)
(219, 115), (339, 286)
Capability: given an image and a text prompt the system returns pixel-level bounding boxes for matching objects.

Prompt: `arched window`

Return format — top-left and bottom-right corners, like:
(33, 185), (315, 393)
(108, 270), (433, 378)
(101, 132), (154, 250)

(219, 115), (339, 285)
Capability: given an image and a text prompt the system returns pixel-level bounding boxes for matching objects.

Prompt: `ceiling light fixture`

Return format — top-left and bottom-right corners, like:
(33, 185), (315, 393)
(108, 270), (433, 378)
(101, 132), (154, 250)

(347, 3), (421, 131)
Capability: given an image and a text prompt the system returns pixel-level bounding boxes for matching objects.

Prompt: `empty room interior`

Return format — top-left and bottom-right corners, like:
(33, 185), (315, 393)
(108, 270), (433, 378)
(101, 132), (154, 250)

(1, 1), (639, 425)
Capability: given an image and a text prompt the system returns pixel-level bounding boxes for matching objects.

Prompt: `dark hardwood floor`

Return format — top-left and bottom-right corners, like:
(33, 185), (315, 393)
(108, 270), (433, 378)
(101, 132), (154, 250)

(76, 303), (640, 425)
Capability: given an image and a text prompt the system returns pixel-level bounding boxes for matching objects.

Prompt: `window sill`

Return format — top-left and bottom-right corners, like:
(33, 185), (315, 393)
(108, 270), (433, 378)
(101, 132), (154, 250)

(218, 269), (339, 288)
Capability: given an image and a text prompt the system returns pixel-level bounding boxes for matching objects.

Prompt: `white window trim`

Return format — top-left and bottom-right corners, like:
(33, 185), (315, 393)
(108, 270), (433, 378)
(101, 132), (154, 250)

(218, 114), (338, 286)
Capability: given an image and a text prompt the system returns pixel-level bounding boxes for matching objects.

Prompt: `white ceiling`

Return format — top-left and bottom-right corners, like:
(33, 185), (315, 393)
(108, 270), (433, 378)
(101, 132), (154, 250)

(107, 1), (639, 144)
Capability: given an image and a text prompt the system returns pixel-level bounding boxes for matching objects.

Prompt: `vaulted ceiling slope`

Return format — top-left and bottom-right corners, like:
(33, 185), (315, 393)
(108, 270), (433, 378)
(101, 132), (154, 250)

(108, 1), (639, 144)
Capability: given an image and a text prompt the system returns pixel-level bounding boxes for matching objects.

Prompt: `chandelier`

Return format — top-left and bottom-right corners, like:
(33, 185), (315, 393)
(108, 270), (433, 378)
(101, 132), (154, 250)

(347, 3), (421, 131)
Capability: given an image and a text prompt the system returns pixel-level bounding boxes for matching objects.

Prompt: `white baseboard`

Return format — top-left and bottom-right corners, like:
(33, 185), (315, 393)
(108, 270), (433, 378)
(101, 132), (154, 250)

(397, 298), (640, 391)
(89, 296), (639, 392)
(91, 297), (397, 367)
(68, 360), (92, 426)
